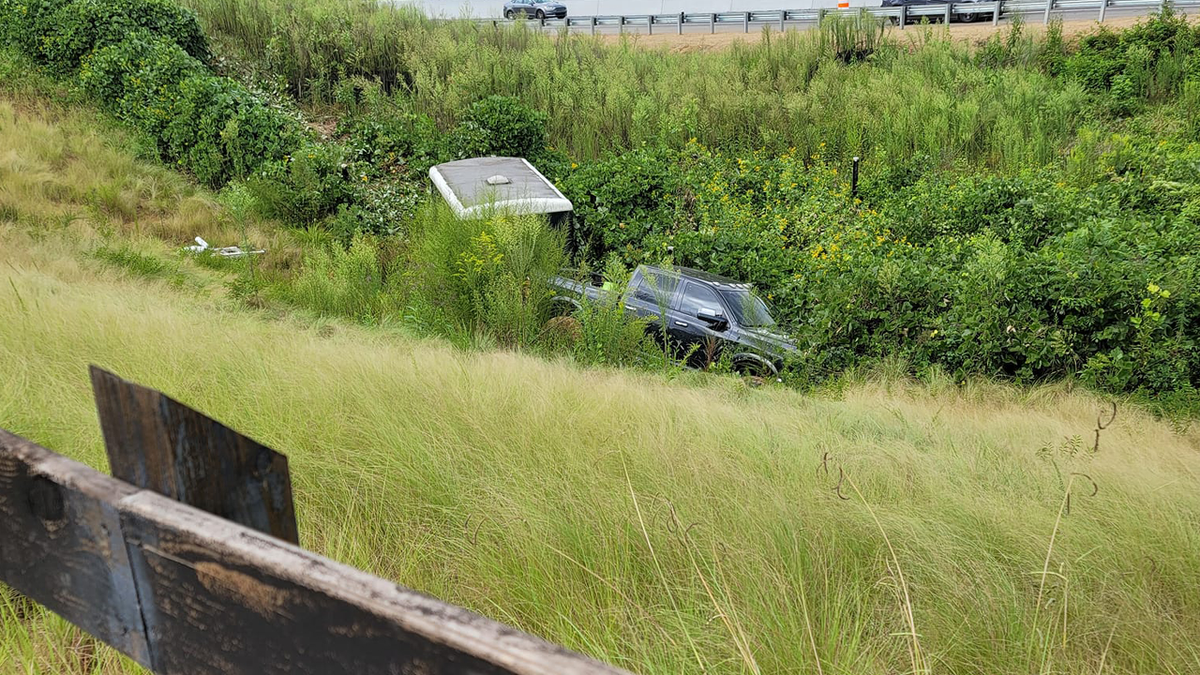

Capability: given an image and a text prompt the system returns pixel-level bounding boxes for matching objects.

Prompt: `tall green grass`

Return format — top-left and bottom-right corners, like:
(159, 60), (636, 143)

(3, 86), (1200, 675)
(5, 206), (1200, 675)
(185, 0), (1088, 168)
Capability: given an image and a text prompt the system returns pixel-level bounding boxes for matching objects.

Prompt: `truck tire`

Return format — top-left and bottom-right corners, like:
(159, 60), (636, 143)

(732, 354), (777, 380)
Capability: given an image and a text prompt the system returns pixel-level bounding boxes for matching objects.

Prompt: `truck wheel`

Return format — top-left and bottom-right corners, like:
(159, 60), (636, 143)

(550, 298), (579, 317)
(733, 356), (777, 384)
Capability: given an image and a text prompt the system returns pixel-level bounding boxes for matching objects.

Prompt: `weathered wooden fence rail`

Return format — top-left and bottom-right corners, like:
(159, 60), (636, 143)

(0, 367), (629, 675)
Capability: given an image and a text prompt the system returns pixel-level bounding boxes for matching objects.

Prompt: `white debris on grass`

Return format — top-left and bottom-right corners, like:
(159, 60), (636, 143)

(183, 236), (264, 258)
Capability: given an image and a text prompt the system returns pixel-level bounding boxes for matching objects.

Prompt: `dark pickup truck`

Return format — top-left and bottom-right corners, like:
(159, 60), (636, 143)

(550, 265), (796, 376)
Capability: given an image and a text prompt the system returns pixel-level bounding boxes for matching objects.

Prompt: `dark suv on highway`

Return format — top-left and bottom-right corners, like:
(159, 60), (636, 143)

(551, 265), (796, 376)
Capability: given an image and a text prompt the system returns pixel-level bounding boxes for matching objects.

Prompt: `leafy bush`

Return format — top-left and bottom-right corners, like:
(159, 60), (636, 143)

(78, 31), (205, 136)
(447, 95), (549, 161)
(247, 142), (357, 223)
(560, 146), (683, 260)
(40, 0), (208, 72)
(164, 74), (303, 186)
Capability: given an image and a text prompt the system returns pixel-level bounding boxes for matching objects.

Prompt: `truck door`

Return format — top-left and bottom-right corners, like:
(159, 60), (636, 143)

(628, 270), (679, 334)
(668, 282), (729, 366)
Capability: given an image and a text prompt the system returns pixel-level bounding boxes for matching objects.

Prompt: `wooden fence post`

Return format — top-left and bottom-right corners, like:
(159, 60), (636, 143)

(90, 366), (298, 544)
(0, 431), (153, 667)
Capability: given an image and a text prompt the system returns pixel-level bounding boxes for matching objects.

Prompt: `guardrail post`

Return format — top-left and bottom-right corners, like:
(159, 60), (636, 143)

(993, 0), (1000, 25)
(710, 12), (716, 33)
(648, 14), (653, 34)
(591, 15), (597, 34)
(1043, 0), (1051, 24)
(1159, 0), (1166, 12)
(944, 2), (952, 24)
(779, 9), (786, 32)
(743, 11), (749, 33)
(618, 15), (624, 34)
(898, 4), (905, 28)
(679, 11), (684, 34)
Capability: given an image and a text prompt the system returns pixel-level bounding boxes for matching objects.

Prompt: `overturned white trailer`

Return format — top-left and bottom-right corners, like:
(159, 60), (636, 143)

(428, 156), (573, 227)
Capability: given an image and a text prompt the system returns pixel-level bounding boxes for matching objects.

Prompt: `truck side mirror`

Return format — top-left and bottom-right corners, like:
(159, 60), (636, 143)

(696, 307), (728, 330)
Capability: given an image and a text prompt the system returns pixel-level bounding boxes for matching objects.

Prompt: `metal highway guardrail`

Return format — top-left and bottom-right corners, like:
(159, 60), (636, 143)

(474, 0), (1198, 34)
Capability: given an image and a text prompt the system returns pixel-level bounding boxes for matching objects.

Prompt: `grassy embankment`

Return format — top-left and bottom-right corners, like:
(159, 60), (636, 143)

(2, 78), (1200, 675)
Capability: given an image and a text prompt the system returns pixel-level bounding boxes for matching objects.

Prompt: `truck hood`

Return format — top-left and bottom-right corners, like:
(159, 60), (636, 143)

(740, 327), (798, 357)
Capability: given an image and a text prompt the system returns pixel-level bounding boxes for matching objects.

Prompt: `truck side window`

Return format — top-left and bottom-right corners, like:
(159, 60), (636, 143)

(678, 282), (722, 319)
(634, 273), (678, 307)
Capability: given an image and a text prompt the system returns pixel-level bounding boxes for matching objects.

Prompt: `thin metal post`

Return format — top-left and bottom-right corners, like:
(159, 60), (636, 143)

(851, 157), (861, 198)
(619, 15), (623, 34)
(1098, 0), (1106, 22)
(899, 4), (906, 28)
(1043, 0), (1051, 24)
(679, 11), (684, 34)
(944, 2), (952, 24)
(818, 8), (827, 24)
(993, 0), (1000, 25)
(1160, 0), (1166, 12)
(710, 12), (716, 33)
(648, 14), (653, 34)
(779, 9), (786, 32)
(743, 11), (749, 33)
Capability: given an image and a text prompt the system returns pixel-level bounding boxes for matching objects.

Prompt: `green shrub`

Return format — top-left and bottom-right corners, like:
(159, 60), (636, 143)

(0, 0), (25, 47)
(78, 31), (205, 138)
(40, 0), (208, 72)
(247, 141), (357, 224)
(448, 95), (549, 161)
(560, 146), (682, 261)
(164, 74), (303, 187)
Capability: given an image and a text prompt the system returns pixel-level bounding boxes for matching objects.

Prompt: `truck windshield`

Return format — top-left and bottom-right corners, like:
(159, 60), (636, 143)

(718, 289), (776, 328)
